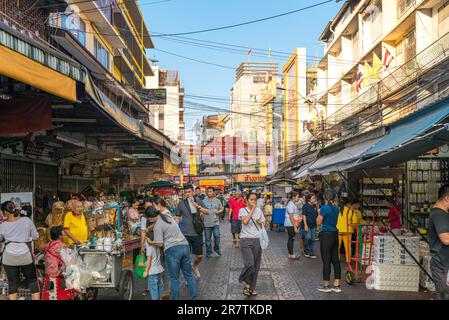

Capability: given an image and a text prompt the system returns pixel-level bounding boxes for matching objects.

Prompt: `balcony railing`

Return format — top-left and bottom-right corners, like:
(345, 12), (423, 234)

(324, 31), (449, 134)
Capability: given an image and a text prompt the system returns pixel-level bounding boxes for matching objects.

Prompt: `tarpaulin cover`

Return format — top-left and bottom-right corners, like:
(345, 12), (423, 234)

(0, 44), (76, 102)
(0, 96), (53, 134)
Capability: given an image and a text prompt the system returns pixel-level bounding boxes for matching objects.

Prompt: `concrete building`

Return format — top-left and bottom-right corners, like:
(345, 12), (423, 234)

(144, 66), (185, 144)
(229, 62), (279, 174)
(315, 0), (449, 143)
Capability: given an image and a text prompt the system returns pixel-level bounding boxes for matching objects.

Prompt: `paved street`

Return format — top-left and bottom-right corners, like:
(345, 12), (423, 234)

(99, 220), (433, 300)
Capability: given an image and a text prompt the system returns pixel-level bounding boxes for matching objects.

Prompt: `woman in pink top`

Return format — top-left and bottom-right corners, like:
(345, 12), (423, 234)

(385, 197), (401, 236)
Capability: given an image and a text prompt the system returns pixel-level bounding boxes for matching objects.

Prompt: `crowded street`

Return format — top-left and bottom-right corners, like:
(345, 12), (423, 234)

(98, 219), (431, 300)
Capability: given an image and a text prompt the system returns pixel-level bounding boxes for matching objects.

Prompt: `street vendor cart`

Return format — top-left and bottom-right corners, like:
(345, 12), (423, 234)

(72, 205), (140, 300)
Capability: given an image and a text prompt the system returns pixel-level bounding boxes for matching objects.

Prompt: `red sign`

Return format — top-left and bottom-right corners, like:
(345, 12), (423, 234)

(153, 187), (175, 196)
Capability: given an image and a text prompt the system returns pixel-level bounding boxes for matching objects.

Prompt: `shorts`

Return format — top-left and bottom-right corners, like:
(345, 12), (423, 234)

(185, 235), (203, 256)
(231, 220), (242, 234)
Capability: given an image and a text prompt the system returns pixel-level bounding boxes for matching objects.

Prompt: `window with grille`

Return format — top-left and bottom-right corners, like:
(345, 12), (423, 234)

(94, 38), (110, 70)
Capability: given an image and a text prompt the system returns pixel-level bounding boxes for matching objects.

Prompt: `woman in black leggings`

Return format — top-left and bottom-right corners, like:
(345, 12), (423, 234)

(0, 201), (40, 300)
(284, 192), (300, 260)
(316, 189), (342, 293)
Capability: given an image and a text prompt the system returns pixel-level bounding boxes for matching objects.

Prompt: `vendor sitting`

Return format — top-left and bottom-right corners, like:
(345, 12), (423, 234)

(63, 200), (88, 246)
(42, 226), (77, 300)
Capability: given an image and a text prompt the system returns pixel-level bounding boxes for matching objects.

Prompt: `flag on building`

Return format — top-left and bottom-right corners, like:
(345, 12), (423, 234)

(372, 52), (383, 79)
(268, 48), (272, 59)
(248, 48), (252, 57)
(356, 64), (365, 93)
(383, 48), (395, 69)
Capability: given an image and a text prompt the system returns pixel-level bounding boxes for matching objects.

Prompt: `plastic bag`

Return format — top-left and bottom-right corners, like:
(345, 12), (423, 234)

(259, 227), (269, 250)
(134, 254), (147, 279)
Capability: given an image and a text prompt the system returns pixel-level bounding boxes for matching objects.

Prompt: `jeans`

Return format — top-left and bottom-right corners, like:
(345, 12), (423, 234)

(165, 245), (198, 300)
(430, 259), (449, 300)
(205, 225), (221, 256)
(304, 228), (317, 255)
(319, 231), (341, 282)
(147, 273), (164, 300)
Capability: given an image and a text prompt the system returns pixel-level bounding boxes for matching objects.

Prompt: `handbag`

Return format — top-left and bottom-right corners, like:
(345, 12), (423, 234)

(246, 208), (269, 250)
(185, 200), (204, 235)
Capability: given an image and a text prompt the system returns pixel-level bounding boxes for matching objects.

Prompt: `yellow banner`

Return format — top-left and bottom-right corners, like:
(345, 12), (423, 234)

(163, 155), (179, 176)
(199, 180), (225, 186)
(189, 154), (197, 176)
(0, 45), (76, 102)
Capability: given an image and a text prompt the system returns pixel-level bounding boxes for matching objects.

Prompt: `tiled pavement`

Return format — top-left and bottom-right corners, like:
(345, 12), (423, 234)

(99, 220), (434, 300)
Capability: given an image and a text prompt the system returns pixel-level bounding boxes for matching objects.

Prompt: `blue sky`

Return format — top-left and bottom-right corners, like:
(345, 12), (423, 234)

(141, 0), (343, 143)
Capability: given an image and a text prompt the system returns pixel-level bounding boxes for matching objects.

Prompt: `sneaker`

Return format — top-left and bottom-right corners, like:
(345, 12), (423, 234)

(317, 285), (332, 293)
(331, 285), (342, 293)
(304, 253), (311, 258)
(211, 252), (220, 257)
(309, 255), (317, 259)
(215, 251), (222, 257)
(192, 264), (201, 279)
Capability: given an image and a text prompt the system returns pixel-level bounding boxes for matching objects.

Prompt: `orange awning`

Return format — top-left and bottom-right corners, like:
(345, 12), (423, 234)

(0, 44), (76, 102)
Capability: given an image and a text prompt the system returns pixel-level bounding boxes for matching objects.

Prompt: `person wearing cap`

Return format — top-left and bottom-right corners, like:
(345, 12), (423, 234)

(145, 207), (198, 300)
(316, 188), (342, 293)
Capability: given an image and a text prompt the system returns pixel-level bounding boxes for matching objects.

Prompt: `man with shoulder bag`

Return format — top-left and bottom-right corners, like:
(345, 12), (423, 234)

(176, 185), (211, 279)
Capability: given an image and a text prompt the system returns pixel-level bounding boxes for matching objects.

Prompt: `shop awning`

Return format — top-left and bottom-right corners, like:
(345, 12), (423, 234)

(307, 137), (382, 174)
(361, 100), (449, 159)
(0, 44), (76, 102)
(351, 124), (449, 170)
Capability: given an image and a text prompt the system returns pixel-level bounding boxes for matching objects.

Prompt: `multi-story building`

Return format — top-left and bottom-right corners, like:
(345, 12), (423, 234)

(315, 0), (449, 143)
(0, 0), (176, 197)
(49, 0), (154, 119)
(144, 66), (185, 144)
(229, 62), (279, 174)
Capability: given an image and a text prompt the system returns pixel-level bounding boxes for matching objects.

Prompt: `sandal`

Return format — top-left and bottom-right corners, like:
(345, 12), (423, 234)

(243, 286), (252, 297)
(250, 290), (258, 296)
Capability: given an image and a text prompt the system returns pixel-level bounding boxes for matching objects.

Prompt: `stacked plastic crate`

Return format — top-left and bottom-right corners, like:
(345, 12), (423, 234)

(371, 235), (420, 292)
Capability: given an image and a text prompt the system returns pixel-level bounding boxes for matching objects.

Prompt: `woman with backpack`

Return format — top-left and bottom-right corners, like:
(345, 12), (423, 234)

(238, 192), (266, 297)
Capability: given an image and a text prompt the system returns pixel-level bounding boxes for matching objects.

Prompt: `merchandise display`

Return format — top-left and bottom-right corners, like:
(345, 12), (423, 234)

(368, 235), (421, 292)
(407, 158), (449, 236)
(360, 178), (397, 218)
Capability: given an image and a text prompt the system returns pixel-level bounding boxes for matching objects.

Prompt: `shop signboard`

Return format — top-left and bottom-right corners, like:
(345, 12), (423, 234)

(153, 187), (175, 197)
(0, 192), (33, 219)
(235, 174), (267, 184)
(198, 180), (225, 186)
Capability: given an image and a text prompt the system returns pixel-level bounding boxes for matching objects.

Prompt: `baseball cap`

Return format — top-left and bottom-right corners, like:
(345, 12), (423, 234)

(301, 190), (311, 197)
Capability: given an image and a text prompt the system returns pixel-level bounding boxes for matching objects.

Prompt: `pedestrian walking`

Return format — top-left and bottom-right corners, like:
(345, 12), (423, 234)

(229, 189), (246, 248)
(203, 187), (224, 257)
(176, 184), (211, 279)
(239, 192), (265, 297)
(316, 189), (342, 293)
(297, 190), (309, 255)
(429, 184), (449, 300)
(285, 192), (301, 260)
(302, 193), (318, 258)
(0, 201), (40, 300)
(145, 206), (198, 300)
(143, 228), (165, 300)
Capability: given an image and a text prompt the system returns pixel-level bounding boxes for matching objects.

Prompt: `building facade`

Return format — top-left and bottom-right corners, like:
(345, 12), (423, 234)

(315, 0), (449, 144)
(144, 66), (185, 144)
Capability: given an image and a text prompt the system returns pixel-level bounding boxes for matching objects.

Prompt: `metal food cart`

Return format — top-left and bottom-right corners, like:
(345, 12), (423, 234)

(78, 205), (140, 300)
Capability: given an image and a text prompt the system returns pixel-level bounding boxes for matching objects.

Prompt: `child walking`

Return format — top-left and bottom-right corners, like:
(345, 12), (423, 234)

(143, 229), (165, 300)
